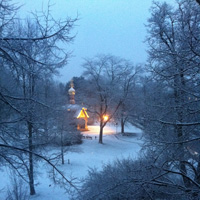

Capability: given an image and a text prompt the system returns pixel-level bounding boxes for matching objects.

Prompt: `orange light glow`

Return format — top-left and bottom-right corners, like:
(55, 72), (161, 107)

(77, 108), (89, 119)
(103, 115), (109, 121)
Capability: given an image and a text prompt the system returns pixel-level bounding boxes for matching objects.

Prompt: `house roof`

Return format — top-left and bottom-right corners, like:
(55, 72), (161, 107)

(65, 104), (89, 119)
(77, 108), (89, 119)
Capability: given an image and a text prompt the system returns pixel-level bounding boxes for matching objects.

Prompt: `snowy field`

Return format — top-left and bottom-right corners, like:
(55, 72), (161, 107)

(0, 124), (143, 200)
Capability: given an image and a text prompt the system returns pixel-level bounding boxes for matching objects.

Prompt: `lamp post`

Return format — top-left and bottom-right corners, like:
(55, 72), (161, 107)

(103, 115), (109, 121)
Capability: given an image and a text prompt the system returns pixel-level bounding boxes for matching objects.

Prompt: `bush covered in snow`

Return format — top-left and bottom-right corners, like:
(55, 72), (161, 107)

(6, 174), (29, 200)
(74, 157), (198, 200)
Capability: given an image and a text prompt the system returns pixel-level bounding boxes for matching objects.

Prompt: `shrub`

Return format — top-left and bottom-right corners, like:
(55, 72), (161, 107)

(74, 158), (192, 200)
(6, 174), (29, 200)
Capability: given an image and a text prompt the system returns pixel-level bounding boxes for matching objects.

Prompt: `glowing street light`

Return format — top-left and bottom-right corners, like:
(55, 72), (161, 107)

(103, 115), (109, 121)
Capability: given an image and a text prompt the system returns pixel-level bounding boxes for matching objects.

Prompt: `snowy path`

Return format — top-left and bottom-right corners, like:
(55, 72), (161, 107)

(0, 124), (143, 200)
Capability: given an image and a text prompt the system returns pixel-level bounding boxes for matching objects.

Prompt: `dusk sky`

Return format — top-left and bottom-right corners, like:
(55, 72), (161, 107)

(19, 0), (175, 82)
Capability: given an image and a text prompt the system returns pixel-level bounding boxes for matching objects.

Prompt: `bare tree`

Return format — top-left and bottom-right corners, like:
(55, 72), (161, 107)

(0, 0), (77, 196)
(145, 0), (200, 190)
(82, 55), (138, 143)
(116, 66), (142, 134)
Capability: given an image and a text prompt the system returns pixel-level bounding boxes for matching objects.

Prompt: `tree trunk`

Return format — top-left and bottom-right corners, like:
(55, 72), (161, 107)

(180, 160), (190, 187)
(61, 129), (64, 164)
(121, 118), (125, 134)
(28, 122), (36, 195)
(44, 83), (49, 142)
(61, 146), (64, 165)
(99, 121), (104, 144)
(174, 70), (190, 187)
(121, 104), (125, 134)
(176, 110), (190, 187)
(196, 0), (200, 6)
(195, 155), (200, 184)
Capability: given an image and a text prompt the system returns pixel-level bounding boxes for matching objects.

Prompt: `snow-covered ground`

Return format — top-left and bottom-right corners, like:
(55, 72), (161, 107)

(0, 123), (143, 200)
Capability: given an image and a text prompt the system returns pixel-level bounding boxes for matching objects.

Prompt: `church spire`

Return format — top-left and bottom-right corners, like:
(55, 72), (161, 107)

(68, 79), (75, 104)
(70, 79), (74, 88)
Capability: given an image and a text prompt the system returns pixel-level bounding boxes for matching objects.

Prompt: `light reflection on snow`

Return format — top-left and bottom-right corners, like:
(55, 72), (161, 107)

(82, 124), (115, 135)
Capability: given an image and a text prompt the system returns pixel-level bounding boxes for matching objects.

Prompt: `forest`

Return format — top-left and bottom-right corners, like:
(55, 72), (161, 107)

(1, 0), (200, 199)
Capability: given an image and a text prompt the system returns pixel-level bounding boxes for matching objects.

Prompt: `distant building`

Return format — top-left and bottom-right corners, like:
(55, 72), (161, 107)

(67, 80), (89, 131)
(68, 80), (76, 104)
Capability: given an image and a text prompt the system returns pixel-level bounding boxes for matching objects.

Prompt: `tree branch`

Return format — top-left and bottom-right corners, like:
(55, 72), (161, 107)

(0, 143), (79, 192)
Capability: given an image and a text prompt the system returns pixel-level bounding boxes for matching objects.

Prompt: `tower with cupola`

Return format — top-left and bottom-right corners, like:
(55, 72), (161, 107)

(68, 80), (75, 104)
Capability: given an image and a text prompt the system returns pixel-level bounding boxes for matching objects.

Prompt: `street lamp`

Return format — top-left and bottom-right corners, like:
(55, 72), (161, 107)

(103, 115), (109, 121)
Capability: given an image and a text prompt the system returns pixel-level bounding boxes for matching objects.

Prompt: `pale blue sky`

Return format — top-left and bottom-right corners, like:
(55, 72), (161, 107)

(18, 0), (175, 82)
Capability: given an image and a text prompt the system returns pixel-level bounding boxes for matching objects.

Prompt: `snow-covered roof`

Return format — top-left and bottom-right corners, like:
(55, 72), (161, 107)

(68, 87), (75, 92)
(77, 108), (89, 119)
(65, 104), (89, 118)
